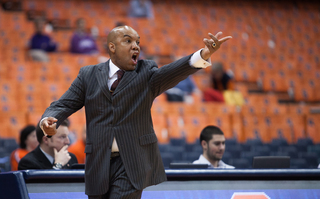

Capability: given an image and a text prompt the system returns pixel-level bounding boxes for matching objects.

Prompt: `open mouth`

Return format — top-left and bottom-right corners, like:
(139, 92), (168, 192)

(131, 53), (138, 64)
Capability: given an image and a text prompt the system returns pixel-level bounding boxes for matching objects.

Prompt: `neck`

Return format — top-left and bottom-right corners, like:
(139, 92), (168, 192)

(40, 143), (54, 157)
(203, 153), (219, 168)
(25, 145), (33, 152)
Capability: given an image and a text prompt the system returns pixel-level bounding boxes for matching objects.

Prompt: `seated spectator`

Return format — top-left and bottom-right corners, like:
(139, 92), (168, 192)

(165, 76), (199, 103)
(10, 125), (38, 171)
(68, 125), (86, 164)
(128, 0), (154, 19)
(203, 62), (234, 102)
(70, 18), (98, 54)
(193, 125), (234, 169)
(18, 119), (78, 170)
(28, 17), (57, 62)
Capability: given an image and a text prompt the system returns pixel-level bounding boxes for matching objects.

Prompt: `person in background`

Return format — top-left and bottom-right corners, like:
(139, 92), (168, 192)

(203, 62), (234, 102)
(165, 76), (199, 103)
(128, 0), (154, 19)
(28, 17), (57, 62)
(68, 125), (86, 164)
(10, 125), (38, 171)
(193, 125), (234, 169)
(70, 18), (99, 54)
(18, 119), (77, 170)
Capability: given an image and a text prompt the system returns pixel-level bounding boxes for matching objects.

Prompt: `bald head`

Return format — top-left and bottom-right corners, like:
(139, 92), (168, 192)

(106, 25), (141, 71)
(107, 26), (138, 55)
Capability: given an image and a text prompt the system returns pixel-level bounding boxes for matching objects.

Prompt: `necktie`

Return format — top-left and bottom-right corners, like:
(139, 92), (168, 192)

(110, 70), (124, 93)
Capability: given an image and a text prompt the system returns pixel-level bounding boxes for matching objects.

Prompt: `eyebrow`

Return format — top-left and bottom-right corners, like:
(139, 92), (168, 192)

(123, 35), (140, 39)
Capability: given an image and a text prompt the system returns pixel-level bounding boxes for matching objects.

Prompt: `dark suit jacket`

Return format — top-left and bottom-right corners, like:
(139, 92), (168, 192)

(41, 55), (199, 195)
(18, 146), (78, 170)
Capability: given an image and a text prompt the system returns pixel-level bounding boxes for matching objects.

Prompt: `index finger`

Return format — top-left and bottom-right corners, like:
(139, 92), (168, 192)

(219, 36), (232, 44)
(61, 145), (69, 151)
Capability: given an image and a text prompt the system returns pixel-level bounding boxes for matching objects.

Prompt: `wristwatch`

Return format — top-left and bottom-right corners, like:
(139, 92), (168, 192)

(53, 162), (63, 170)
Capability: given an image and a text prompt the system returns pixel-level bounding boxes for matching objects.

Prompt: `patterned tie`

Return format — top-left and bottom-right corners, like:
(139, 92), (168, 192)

(110, 70), (125, 93)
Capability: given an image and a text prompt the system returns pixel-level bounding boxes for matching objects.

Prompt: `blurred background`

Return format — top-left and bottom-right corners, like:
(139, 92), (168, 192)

(0, 0), (320, 171)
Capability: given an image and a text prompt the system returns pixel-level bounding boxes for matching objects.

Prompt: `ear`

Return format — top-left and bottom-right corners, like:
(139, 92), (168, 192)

(201, 140), (207, 150)
(42, 136), (49, 144)
(108, 42), (115, 53)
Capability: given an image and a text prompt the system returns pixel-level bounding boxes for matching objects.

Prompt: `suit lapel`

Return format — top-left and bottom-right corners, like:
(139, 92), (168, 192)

(35, 146), (54, 168)
(113, 69), (137, 95)
(96, 61), (112, 101)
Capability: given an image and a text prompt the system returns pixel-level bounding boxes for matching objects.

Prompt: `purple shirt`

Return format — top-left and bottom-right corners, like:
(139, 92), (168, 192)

(70, 32), (98, 54)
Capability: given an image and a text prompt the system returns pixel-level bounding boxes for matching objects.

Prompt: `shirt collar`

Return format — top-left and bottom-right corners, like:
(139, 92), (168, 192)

(198, 154), (212, 166)
(109, 59), (120, 79)
(199, 154), (225, 168)
(40, 146), (54, 164)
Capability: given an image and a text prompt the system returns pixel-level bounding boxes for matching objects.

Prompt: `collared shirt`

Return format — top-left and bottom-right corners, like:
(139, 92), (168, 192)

(193, 154), (235, 169)
(108, 60), (121, 90)
(39, 146), (54, 164)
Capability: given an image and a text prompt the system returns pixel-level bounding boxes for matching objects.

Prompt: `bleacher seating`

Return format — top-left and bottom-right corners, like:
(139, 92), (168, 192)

(0, 0), (319, 171)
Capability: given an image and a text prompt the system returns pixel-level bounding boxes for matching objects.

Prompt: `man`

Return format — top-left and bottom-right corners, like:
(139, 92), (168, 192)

(18, 119), (78, 170)
(193, 125), (235, 169)
(40, 25), (231, 198)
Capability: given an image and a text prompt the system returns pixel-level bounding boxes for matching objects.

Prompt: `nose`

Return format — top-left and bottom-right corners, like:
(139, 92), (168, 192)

(132, 42), (139, 50)
(65, 136), (70, 145)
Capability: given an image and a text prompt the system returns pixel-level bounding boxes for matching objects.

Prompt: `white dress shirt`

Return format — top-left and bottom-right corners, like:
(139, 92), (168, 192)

(39, 146), (54, 164)
(193, 154), (235, 169)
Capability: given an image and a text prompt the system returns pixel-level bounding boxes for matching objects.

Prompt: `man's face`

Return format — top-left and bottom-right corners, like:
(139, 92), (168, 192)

(48, 126), (70, 152)
(206, 134), (226, 161)
(111, 27), (140, 71)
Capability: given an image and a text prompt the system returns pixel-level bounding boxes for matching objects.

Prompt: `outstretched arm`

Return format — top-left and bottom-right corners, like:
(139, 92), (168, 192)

(150, 31), (232, 97)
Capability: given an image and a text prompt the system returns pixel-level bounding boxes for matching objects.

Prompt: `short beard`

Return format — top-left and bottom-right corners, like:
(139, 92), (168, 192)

(206, 146), (222, 162)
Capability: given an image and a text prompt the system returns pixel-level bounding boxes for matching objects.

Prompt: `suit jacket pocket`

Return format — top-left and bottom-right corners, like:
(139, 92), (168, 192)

(139, 133), (158, 146)
(84, 144), (92, 154)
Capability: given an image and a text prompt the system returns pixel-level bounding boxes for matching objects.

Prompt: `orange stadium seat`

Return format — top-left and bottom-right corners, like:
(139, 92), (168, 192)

(206, 113), (232, 139)
(269, 114), (306, 143)
(0, 111), (28, 140)
(231, 113), (244, 142)
(183, 114), (209, 130)
(192, 73), (211, 92)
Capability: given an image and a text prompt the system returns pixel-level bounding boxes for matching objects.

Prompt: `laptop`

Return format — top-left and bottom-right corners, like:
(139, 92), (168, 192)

(71, 163), (85, 169)
(252, 156), (290, 169)
(169, 163), (208, 169)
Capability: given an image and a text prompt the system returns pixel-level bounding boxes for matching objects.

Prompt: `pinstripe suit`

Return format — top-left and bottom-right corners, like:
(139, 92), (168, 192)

(41, 55), (199, 195)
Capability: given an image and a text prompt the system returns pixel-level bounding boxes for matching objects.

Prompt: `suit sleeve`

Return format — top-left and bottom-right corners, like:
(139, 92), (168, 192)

(42, 67), (86, 127)
(149, 54), (199, 97)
